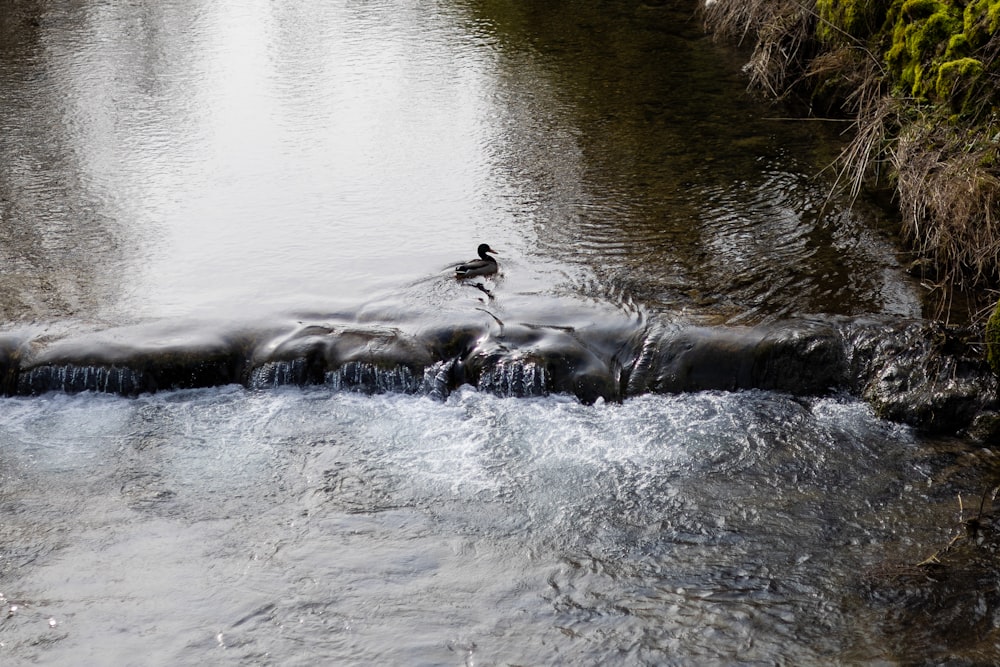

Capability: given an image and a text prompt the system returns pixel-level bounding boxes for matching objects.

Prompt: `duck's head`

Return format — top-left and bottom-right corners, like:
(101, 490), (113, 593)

(478, 243), (498, 259)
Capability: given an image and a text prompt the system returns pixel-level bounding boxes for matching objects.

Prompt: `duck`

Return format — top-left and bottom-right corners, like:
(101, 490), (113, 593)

(455, 243), (499, 278)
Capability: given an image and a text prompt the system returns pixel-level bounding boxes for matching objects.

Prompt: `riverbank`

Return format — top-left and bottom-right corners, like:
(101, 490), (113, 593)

(701, 0), (999, 330)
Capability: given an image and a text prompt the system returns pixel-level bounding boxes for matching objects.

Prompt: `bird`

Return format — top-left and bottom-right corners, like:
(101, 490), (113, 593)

(455, 243), (499, 278)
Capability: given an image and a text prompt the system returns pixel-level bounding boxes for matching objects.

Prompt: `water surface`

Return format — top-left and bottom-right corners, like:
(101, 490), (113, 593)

(0, 0), (921, 326)
(0, 387), (982, 664)
(0, 0), (986, 665)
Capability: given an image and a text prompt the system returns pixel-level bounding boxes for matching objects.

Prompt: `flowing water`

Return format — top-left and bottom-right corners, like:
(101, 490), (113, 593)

(0, 0), (996, 664)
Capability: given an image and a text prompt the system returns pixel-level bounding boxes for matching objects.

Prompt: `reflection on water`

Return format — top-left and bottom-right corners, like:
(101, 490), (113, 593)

(474, 0), (919, 321)
(0, 0), (506, 321)
(0, 0), (920, 326)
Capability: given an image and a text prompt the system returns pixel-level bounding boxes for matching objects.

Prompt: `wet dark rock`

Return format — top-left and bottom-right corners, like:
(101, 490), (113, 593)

(845, 319), (999, 434)
(626, 320), (847, 396)
(460, 321), (630, 403)
(249, 322), (434, 390)
(965, 411), (1000, 444)
(15, 322), (254, 396)
(0, 332), (27, 395)
(0, 311), (996, 435)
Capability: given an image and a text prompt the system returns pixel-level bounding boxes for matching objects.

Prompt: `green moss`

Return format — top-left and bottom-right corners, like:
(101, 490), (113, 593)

(986, 298), (1000, 376)
(902, 0), (943, 20)
(886, 0), (969, 99)
(935, 57), (984, 111)
(945, 32), (969, 58)
(918, 10), (962, 54)
(963, 0), (1000, 47)
(937, 56), (984, 83)
(816, 0), (882, 42)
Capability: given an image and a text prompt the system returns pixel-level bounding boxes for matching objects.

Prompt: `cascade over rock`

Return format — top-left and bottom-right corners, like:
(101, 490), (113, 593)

(2, 310), (995, 434)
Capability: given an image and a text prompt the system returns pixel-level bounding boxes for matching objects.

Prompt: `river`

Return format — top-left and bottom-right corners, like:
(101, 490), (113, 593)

(0, 0), (996, 664)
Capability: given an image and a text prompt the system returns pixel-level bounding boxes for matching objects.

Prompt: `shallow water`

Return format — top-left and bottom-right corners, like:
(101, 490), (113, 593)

(1, 0), (994, 664)
(0, 387), (983, 665)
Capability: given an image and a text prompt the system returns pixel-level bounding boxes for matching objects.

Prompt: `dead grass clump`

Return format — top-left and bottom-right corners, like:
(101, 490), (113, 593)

(824, 29), (1000, 316)
(701, 0), (816, 98)
(817, 49), (897, 201)
(893, 120), (1000, 298)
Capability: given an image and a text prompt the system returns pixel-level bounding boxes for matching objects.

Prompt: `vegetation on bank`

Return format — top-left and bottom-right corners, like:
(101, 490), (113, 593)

(701, 0), (1000, 364)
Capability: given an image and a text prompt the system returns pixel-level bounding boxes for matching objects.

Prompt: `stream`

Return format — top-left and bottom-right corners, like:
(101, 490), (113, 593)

(1, 0), (998, 664)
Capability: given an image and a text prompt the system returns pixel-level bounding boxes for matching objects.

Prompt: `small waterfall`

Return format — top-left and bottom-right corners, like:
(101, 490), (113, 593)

(477, 358), (548, 398)
(248, 359), (314, 389)
(422, 359), (458, 400)
(17, 364), (146, 396)
(249, 358), (461, 399)
(0, 314), (994, 434)
(250, 358), (429, 395)
(326, 361), (424, 394)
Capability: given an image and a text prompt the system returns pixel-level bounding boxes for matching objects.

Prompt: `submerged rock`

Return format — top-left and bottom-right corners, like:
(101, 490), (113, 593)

(863, 504), (1000, 663)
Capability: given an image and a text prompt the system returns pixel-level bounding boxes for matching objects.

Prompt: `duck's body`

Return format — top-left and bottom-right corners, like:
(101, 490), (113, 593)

(455, 243), (499, 278)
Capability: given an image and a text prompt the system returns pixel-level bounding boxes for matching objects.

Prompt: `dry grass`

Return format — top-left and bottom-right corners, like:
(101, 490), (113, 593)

(894, 121), (1000, 291)
(702, 0), (816, 98)
(836, 106), (1000, 318)
(815, 48), (896, 202)
(841, 30), (1000, 315)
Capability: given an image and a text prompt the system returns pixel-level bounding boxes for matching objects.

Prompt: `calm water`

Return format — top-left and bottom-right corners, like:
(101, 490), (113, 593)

(0, 0), (919, 325)
(1, 0), (990, 664)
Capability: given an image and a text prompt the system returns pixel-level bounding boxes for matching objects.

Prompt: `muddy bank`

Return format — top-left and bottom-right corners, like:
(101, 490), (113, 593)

(0, 310), (995, 434)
